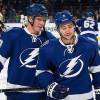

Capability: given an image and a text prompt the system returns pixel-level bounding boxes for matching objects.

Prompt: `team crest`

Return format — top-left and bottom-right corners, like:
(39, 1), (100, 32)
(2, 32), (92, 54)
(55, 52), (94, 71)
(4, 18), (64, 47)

(59, 55), (84, 78)
(19, 48), (39, 68)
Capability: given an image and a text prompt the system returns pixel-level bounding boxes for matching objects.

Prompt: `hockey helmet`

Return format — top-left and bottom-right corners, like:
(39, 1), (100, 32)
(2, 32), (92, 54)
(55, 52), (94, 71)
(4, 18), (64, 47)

(26, 4), (48, 17)
(85, 10), (95, 18)
(55, 10), (74, 27)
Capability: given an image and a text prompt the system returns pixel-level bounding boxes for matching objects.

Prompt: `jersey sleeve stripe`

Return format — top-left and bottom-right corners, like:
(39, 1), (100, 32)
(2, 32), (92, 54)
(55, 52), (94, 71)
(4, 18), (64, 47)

(89, 65), (100, 73)
(0, 54), (7, 66)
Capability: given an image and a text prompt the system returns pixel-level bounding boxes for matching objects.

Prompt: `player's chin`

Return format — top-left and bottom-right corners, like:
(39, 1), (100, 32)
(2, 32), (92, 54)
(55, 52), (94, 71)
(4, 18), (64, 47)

(37, 27), (43, 32)
(64, 35), (72, 40)
(35, 29), (42, 34)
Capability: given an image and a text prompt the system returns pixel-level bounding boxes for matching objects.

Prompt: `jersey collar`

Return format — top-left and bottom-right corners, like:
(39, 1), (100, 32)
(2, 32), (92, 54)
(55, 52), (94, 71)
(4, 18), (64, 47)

(24, 27), (41, 37)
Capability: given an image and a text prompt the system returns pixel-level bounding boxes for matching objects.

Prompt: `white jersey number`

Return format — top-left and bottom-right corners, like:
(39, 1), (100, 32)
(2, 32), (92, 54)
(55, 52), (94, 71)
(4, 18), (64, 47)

(84, 20), (95, 29)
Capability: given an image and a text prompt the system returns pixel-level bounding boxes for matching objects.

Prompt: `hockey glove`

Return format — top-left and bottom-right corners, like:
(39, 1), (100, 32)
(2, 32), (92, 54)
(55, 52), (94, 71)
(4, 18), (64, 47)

(47, 82), (69, 99)
(95, 89), (100, 100)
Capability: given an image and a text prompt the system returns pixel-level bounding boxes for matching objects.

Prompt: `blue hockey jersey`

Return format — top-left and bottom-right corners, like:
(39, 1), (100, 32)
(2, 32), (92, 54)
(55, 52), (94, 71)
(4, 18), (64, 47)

(36, 35), (100, 100)
(76, 17), (98, 32)
(0, 27), (55, 91)
(76, 17), (98, 43)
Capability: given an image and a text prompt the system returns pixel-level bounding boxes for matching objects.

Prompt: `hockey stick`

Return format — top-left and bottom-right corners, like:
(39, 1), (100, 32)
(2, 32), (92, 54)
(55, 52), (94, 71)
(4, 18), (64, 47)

(0, 87), (45, 93)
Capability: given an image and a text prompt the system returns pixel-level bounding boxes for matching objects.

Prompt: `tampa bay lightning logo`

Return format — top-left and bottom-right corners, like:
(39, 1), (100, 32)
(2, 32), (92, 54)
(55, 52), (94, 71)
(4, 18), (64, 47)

(19, 48), (39, 68)
(59, 55), (83, 78)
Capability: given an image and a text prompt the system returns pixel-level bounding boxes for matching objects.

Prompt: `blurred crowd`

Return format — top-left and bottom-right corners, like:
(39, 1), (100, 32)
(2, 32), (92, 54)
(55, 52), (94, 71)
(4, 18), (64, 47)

(0, 0), (100, 23)
(0, 0), (25, 23)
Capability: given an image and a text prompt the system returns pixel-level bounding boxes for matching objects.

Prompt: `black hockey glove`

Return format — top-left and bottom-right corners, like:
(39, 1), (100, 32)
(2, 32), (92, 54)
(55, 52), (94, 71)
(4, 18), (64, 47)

(47, 82), (69, 99)
(95, 89), (100, 100)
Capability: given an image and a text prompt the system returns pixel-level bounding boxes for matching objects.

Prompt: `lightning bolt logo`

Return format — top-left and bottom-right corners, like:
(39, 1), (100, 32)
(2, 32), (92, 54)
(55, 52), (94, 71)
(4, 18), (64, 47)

(59, 55), (84, 78)
(63, 55), (81, 75)
(19, 48), (39, 68)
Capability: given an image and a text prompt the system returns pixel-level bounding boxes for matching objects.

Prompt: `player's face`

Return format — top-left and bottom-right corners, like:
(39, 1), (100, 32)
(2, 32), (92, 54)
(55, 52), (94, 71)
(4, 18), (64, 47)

(59, 22), (75, 41)
(32, 16), (46, 34)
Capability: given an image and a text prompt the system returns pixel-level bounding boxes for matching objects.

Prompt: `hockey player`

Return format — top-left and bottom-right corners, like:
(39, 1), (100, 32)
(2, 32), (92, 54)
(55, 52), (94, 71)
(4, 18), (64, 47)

(76, 10), (99, 44)
(36, 10), (100, 100)
(0, 3), (55, 100)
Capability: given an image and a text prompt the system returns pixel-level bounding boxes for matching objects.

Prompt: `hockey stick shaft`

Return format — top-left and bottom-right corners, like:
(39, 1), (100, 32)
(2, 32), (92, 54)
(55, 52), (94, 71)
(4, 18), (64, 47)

(0, 87), (45, 93)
